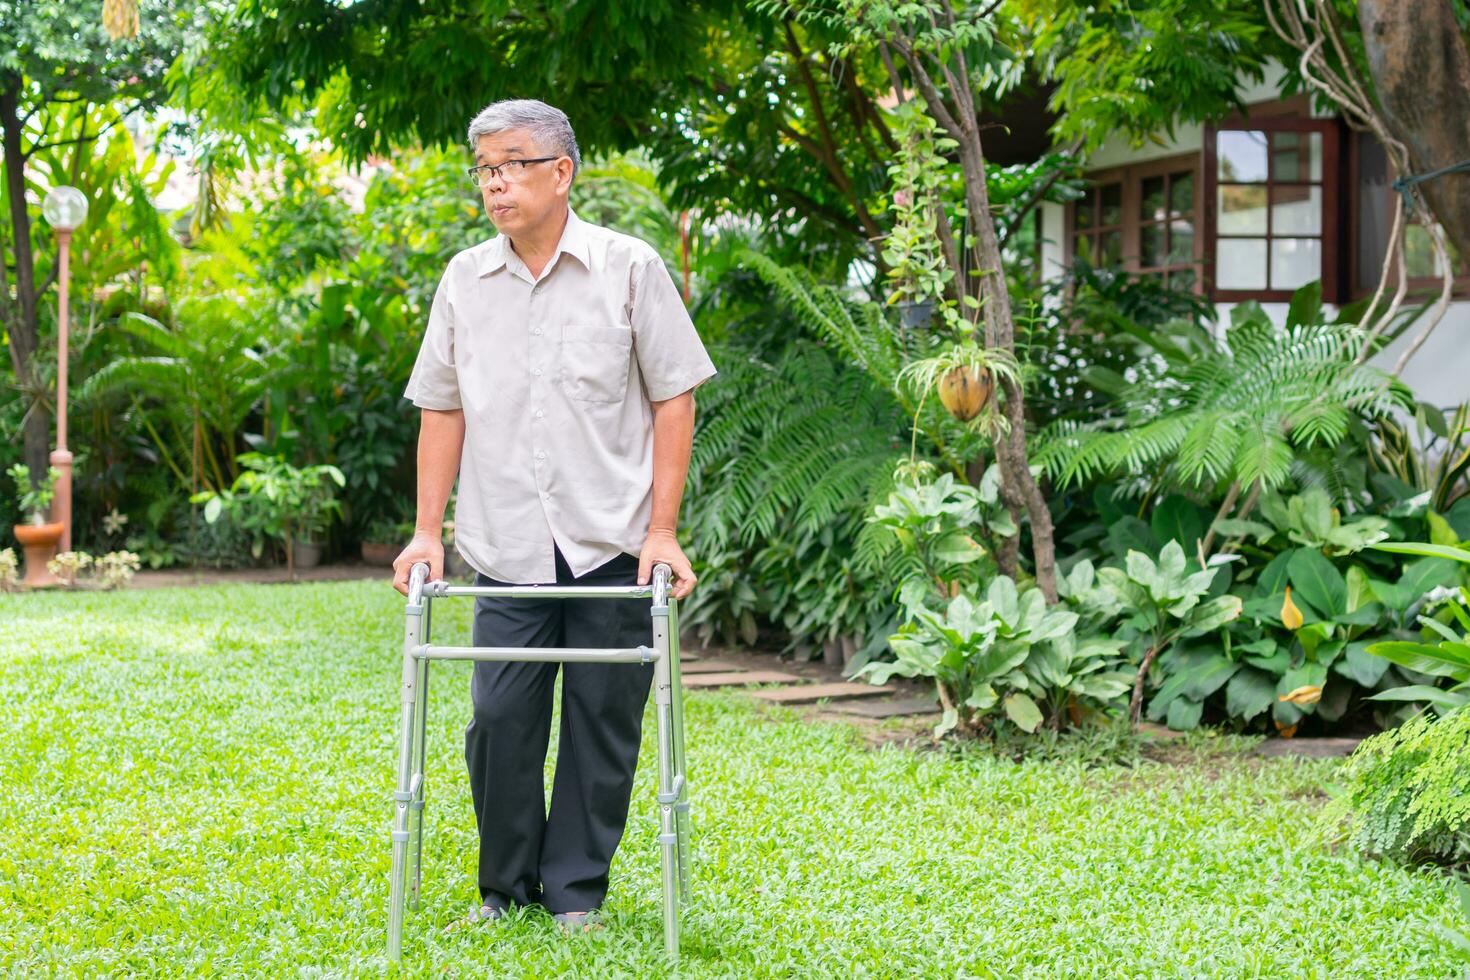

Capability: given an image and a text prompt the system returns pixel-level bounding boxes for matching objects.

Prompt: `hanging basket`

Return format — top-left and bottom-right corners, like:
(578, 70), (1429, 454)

(937, 365), (994, 422)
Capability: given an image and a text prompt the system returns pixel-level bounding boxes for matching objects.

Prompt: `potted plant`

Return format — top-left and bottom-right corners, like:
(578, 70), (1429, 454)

(191, 453), (345, 579)
(361, 518), (412, 566)
(7, 464), (63, 588)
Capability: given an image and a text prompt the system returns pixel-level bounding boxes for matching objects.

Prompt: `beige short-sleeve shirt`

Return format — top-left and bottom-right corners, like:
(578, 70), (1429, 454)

(403, 208), (718, 585)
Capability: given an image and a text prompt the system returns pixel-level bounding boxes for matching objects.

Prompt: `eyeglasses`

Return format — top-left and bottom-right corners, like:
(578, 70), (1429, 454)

(466, 157), (561, 187)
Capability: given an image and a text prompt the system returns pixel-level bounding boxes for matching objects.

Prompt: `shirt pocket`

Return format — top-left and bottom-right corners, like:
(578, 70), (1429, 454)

(559, 323), (632, 404)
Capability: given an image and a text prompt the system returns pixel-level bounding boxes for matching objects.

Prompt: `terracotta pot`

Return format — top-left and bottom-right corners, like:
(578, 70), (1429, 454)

(361, 541), (399, 566)
(14, 522), (64, 588)
(938, 365), (994, 422)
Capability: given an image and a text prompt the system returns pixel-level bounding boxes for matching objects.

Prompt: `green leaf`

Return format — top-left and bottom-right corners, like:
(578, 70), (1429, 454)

(1183, 595), (1244, 634)
(1152, 495), (1206, 553)
(1254, 549), (1297, 598)
(1002, 692), (1043, 733)
(204, 496), (223, 524)
(1397, 557), (1463, 601)
(1213, 518), (1274, 541)
(1226, 668), (1277, 720)
(1345, 564), (1374, 613)
(932, 530), (985, 565)
(1365, 685), (1466, 709)
(1365, 641), (1470, 679)
(1288, 548), (1347, 618)
(1285, 280), (1322, 329)
(1334, 641), (1390, 687)
(1107, 516), (1157, 561)
(1371, 542), (1470, 565)
(1182, 652), (1240, 700)
(1427, 511), (1460, 547)
(1166, 697), (1203, 731)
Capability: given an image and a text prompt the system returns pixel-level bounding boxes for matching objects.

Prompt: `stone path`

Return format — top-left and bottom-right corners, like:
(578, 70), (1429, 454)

(678, 647), (936, 720)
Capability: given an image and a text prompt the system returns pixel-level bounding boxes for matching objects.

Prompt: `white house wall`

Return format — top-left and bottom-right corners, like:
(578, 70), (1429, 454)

(1036, 61), (1469, 410)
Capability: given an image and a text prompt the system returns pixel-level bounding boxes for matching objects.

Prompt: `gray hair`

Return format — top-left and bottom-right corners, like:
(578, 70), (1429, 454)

(466, 99), (582, 179)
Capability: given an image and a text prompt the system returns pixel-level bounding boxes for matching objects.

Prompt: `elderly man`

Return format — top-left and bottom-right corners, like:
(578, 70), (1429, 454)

(391, 98), (716, 934)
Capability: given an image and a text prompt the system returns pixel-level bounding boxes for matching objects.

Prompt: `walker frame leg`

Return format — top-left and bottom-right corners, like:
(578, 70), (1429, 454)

(651, 580), (680, 962)
(667, 597), (692, 904)
(408, 600), (432, 910)
(387, 568), (428, 962)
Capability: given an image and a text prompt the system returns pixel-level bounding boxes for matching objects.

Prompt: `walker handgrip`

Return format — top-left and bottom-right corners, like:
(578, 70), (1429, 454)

(651, 562), (672, 605)
(407, 562), (430, 608)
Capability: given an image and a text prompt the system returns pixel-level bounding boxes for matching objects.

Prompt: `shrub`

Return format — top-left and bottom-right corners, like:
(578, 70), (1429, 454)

(1331, 708), (1470, 868)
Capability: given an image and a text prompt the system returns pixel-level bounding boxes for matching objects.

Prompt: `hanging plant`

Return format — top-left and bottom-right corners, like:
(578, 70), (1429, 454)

(898, 342), (1018, 437)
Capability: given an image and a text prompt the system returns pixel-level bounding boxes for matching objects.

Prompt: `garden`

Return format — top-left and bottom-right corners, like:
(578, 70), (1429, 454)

(3, 0), (1469, 974)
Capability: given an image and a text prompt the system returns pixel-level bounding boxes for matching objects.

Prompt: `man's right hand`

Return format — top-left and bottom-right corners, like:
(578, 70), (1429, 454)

(392, 530), (445, 596)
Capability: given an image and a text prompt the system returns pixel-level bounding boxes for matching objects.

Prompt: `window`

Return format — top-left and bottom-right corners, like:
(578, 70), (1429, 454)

(1066, 155), (1202, 289)
(1205, 120), (1341, 301)
(1353, 131), (1469, 296)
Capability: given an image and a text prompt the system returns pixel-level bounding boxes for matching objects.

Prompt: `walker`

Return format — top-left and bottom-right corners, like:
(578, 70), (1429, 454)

(387, 561), (691, 961)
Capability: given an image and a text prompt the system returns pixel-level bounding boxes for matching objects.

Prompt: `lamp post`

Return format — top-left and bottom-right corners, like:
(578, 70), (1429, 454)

(41, 186), (88, 553)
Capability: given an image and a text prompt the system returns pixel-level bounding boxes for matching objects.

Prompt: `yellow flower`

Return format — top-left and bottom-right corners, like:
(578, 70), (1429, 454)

(1279, 685), (1322, 706)
(1281, 586), (1304, 630)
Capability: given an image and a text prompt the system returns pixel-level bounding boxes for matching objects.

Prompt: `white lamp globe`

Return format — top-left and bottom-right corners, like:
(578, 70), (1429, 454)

(42, 186), (89, 231)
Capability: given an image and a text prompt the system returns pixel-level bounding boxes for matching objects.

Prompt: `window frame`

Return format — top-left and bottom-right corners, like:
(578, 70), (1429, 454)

(1203, 116), (1343, 303)
(1063, 152), (1205, 292)
(1346, 129), (1470, 300)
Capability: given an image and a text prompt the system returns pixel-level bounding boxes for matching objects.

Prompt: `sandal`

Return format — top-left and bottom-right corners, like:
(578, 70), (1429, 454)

(442, 902), (507, 935)
(552, 910), (605, 935)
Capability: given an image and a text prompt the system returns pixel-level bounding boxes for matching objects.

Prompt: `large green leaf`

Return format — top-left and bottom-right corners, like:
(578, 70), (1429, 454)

(1183, 595), (1244, 634)
(1225, 667), (1277, 720)
(1288, 548), (1347, 618)
(1334, 641), (1391, 687)
(1166, 697), (1203, 731)
(1365, 641), (1470, 680)
(1365, 685), (1467, 710)
(1182, 652), (1240, 700)
(1107, 516), (1157, 561)
(1002, 692), (1043, 733)
(1371, 541), (1470, 564)
(932, 530), (985, 565)
(1254, 549), (1297, 598)
(1152, 495), (1206, 553)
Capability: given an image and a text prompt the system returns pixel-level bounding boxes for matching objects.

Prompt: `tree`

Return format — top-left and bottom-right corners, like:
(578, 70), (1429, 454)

(0, 0), (194, 476)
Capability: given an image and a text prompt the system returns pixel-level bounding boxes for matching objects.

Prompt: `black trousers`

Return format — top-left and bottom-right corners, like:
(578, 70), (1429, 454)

(465, 545), (654, 914)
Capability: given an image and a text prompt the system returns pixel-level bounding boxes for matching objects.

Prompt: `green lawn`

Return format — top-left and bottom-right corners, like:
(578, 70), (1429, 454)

(1, 581), (1460, 976)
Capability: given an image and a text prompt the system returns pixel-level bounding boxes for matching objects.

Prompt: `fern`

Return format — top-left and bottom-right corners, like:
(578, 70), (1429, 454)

(1034, 317), (1413, 494)
(1330, 709), (1470, 868)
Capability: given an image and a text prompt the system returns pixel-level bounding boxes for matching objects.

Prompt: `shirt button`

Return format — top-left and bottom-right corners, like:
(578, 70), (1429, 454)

(534, 409), (544, 419)
(533, 367), (543, 377)
(533, 327), (543, 336)
(536, 451), (547, 460)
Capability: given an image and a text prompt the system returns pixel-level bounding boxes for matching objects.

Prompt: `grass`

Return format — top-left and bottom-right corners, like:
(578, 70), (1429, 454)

(0, 580), (1462, 977)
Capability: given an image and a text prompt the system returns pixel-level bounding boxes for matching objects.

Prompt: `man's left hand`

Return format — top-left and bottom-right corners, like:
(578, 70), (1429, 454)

(638, 529), (697, 599)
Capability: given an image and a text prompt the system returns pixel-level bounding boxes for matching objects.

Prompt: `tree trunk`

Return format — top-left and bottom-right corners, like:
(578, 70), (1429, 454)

(1357, 0), (1470, 262)
(951, 136), (1060, 603)
(0, 78), (51, 477)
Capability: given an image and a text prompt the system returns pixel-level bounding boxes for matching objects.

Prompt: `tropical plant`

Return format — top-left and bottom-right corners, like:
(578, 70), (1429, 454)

(190, 453), (345, 578)
(76, 303), (279, 495)
(1367, 400), (1470, 516)
(1215, 486), (1391, 559)
(866, 464), (1014, 605)
(6, 464), (59, 525)
(1086, 540), (1244, 726)
(1364, 541), (1470, 716)
(861, 575), (1078, 738)
(679, 337), (907, 652)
